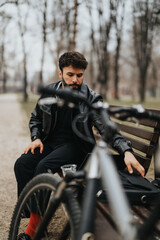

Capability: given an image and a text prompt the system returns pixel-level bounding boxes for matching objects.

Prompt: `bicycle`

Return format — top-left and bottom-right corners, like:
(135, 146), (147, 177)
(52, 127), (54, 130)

(8, 87), (160, 240)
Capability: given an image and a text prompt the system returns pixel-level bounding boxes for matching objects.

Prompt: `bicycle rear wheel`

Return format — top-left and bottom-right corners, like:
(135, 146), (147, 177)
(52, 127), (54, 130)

(8, 173), (81, 240)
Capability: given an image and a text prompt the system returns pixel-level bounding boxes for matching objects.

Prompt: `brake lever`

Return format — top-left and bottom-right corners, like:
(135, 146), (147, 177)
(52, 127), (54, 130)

(115, 113), (140, 125)
(38, 97), (57, 105)
(126, 117), (140, 125)
(38, 97), (76, 109)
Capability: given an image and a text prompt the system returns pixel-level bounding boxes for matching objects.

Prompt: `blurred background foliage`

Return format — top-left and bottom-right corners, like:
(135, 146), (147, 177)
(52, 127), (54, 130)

(0, 0), (160, 105)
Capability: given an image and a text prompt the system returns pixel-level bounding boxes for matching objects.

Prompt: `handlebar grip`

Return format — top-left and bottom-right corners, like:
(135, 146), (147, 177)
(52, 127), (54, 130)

(109, 106), (160, 122)
(38, 86), (56, 95)
(38, 86), (90, 106)
(146, 111), (160, 122)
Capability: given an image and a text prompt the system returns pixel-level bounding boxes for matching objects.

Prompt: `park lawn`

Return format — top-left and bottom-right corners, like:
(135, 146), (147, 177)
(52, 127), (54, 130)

(19, 93), (40, 119)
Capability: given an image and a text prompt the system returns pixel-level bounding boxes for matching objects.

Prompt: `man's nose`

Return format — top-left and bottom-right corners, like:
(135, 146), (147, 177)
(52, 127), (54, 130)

(72, 76), (78, 83)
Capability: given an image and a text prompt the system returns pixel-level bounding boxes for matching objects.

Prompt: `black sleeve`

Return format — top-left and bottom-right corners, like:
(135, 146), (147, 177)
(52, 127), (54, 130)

(90, 93), (133, 155)
(110, 133), (133, 156)
(90, 94), (105, 135)
(29, 99), (43, 141)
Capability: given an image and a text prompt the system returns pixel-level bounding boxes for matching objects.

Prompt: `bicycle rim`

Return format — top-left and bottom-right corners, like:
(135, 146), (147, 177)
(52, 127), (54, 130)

(8, 173), (81, 240)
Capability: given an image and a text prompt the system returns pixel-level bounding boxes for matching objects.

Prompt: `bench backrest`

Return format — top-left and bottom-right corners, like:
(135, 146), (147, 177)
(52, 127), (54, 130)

(110, 106), (160, 175)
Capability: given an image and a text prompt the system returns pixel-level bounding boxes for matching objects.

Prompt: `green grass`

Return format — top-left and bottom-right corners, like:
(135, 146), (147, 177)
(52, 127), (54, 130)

(20, 99), (37, 119)
(19, 93), (39, 120)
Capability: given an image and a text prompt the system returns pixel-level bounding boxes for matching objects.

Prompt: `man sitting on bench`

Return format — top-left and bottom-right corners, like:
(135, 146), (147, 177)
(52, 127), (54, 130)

(14, 51), (145, 240)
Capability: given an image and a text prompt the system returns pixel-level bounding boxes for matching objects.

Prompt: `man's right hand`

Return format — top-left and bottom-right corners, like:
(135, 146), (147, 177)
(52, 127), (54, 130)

(24, 139), (44, 154)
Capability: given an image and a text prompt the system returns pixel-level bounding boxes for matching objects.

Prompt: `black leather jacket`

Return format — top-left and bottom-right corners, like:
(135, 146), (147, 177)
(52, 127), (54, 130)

(29, 81), (132, 155)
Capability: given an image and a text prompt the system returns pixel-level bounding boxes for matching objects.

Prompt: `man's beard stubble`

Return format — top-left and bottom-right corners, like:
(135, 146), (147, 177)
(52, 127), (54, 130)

(62, 77), (82, 91)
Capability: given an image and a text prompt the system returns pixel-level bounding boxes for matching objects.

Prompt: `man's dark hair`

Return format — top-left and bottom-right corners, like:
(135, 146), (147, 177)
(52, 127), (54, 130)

(59, 51), (88, 71)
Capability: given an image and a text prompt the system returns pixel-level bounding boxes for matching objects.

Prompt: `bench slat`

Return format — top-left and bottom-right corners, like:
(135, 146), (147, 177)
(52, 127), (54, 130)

(96, 202), (117, 230)
(138, 119), (159, 128)
(95, 209), (120, 240)
(125, 136), (155, 156)
(116, 122), (159, 143)
(132, 206), (160, 233)
(97, 202), (160, 237)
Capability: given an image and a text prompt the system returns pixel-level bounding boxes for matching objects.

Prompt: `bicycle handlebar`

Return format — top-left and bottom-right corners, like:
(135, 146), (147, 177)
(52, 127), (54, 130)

(39, 86), (90, 107)
(109, 105), (160, 122)
(39, 86), (160, 122)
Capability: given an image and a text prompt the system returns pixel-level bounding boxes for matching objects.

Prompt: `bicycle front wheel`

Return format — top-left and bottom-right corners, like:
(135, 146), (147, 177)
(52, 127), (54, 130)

(8, 173), (81, 240)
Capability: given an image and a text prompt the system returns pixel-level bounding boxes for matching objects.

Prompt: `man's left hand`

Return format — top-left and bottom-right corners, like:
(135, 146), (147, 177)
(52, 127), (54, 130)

(124, 151), (145, 178)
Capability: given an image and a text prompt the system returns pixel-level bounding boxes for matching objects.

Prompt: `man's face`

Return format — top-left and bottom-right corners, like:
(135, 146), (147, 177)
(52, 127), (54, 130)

(59, 65), (85, 90)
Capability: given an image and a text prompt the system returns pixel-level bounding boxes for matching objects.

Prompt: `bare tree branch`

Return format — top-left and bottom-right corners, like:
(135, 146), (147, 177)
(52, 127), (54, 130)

(0, 1), (17, 8)
(132, 0), (160, 102)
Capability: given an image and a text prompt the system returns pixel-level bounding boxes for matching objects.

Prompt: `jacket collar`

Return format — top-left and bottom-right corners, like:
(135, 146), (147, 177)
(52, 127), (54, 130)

(56, 81), (62, 90)
(39, 81), (62, 115)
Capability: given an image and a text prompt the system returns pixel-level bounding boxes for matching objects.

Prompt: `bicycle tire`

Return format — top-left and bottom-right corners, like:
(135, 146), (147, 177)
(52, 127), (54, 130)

(8, 173), (81, 240)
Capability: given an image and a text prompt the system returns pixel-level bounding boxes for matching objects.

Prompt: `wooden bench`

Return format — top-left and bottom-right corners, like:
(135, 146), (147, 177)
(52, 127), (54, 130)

(95, 106), (160, 240)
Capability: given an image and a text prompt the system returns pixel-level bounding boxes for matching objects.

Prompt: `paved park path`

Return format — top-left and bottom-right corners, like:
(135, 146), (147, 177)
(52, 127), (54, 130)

(0, 93), (30, 240)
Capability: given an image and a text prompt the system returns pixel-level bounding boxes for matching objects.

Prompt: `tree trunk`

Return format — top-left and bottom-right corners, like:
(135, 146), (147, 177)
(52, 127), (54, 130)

(114, 37), (121, 99)
(132, 0), (159, 102)
(139, 68), (147, 102)
(2, 69), (7, 93)
(89, 51), (95, 90)
(70, 0), (78, 50)
(23, 52), (28, 101)
(0, 24), (8, 93)
(16, 0), (28, 101)
(99, 84), (107, 100)
(39, 0), (47, 86)
(1, 36), (7, 93)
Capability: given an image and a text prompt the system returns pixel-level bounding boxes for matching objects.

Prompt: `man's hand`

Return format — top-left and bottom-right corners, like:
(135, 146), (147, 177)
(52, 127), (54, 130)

(124, 151), (145, 178)
(24, 139), (44, 154)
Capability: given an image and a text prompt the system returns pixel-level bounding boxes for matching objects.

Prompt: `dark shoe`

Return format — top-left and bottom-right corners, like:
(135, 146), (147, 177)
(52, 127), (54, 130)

(17, 233), (32, 240)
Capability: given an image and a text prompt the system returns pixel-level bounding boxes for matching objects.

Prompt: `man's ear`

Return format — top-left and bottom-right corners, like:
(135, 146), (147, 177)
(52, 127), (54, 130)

(59, 70), (62, 79)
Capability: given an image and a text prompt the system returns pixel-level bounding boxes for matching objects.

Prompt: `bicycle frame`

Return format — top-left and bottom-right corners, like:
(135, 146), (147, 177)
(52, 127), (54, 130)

(78, 139), (137, 240)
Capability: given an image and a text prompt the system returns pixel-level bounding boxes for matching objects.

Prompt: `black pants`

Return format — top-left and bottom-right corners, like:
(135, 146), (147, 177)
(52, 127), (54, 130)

(14, 141), (85, 197)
